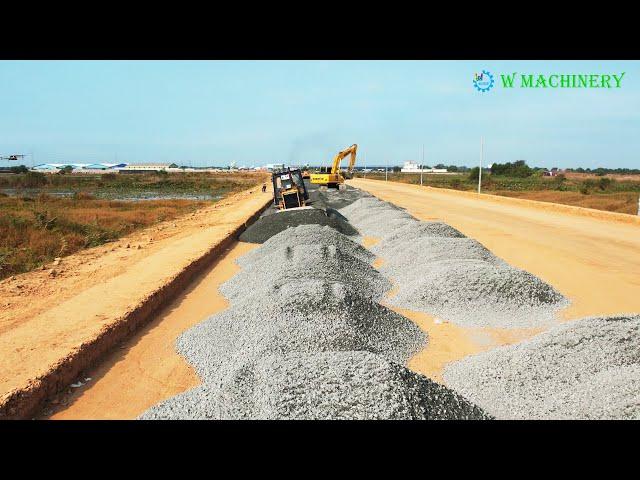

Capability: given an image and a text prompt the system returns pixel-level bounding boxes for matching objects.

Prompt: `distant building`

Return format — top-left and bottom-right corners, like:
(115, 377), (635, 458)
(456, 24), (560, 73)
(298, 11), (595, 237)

(32, 164), (61, 171)
(32, 163), (87, 172)
(400, 161), (448, 174)
(119, 163), (178, 173)
(264, 163), (286, 172)
(32, 163), (129, 173)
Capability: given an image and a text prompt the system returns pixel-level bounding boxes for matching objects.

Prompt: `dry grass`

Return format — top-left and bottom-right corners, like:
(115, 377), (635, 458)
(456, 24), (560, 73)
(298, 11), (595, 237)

(494, 190), (640, 215)
(564, 172), (640, 182)
(0, 172), (267, 279)
(0, 194), (206, 280)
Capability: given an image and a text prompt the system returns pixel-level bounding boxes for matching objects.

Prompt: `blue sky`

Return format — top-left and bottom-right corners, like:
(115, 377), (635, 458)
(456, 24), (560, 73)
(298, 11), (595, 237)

(0, 60), (637, 168)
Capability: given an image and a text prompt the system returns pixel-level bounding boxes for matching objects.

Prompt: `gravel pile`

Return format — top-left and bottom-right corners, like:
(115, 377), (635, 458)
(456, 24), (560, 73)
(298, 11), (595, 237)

(443, 315), (640, 419)
(179, 280), (426, 385)
(141, 351), (491, 420)
(238, 224), (375, 268)
(387, 260), (564, 328)
(239, 208), (358, 243)
(220, 243), (390, 302)
(340, 197), (417, 238)
(339, 194), (567, 328)
(382, 221), (466, 242)
(308, 185), (367, 210)
(140, 222), (491, 420)
(372, 237), (503, 271)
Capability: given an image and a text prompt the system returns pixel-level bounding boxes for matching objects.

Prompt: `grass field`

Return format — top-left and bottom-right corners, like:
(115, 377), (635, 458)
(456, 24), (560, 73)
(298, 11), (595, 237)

(0, 172), (265, 280)
(0, 170), (263, 198)
(354, 172), (640, 215)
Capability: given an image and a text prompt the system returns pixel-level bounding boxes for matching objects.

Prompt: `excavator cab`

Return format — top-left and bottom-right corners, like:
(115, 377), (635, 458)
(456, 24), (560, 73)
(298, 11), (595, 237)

(272, 168), (309, 210)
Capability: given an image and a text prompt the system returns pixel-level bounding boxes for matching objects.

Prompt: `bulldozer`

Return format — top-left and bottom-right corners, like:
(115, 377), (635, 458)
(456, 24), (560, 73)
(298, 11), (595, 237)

(310, 144), (357, 190)
(272, 167), (309, 210)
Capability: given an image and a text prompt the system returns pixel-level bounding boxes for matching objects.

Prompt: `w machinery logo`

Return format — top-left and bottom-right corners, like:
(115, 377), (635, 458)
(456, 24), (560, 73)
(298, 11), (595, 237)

(473, 70), (495, 92)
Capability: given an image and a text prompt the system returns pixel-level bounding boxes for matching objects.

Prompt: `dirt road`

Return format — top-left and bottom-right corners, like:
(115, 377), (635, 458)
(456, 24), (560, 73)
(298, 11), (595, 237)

(0, 184), (270, 418)
(351, 178), (640, 380)
(351, 178), (640, 319)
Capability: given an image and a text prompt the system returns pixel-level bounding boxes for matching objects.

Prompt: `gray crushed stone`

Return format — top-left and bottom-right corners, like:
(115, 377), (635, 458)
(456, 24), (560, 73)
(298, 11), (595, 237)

(371, 237), (504, 271)
(381, 220), (466, 242)
(237, 224), (375, 268)
(140, 222), (491, 420)
(339, 197), (416, 238)
(443, 315), (640, 419)
(220, 243), (390, 302)
(307, 185), (368, 211)
(178, 280), (426, 385)
(339, 195), (567, 328)
(239, 208), (358, 243)
(387, 259), (564, 328)
(140, 351), (491, 420)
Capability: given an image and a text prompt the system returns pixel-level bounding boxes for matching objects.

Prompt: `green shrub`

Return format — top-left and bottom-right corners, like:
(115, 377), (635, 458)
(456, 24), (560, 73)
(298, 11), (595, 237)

(579, 180), (594, 194)
(598, 177), (613, 191)
(10, 165), (29, 174)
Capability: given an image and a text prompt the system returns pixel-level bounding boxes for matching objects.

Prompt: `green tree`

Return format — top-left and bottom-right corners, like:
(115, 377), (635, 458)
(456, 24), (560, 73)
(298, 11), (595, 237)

(490, 160), (533, 178)
(10, 165), (29, 174)
(468, 167), (480, 181)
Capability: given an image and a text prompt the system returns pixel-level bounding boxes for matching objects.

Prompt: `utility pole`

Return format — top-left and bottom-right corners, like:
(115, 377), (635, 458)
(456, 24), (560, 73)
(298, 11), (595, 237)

(385, 157), (388, 181)
(478, 137), (484, 194)
(420, 144), (424, 186)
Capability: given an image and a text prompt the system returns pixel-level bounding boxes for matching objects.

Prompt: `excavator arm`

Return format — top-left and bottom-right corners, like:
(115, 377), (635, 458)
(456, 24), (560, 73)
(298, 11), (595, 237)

(331, 144), (358, 177)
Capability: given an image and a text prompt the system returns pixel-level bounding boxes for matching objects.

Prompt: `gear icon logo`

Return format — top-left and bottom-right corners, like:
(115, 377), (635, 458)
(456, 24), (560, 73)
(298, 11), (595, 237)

(473, 70), (495, 92)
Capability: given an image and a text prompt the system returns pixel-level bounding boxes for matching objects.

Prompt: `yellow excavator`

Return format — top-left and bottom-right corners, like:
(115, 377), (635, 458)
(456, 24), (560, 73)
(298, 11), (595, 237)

(310, 144), (357, 190)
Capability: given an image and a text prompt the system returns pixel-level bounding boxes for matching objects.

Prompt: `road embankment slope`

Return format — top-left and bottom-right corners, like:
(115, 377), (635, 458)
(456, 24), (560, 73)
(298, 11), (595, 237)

(0, 185), (271, 419)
